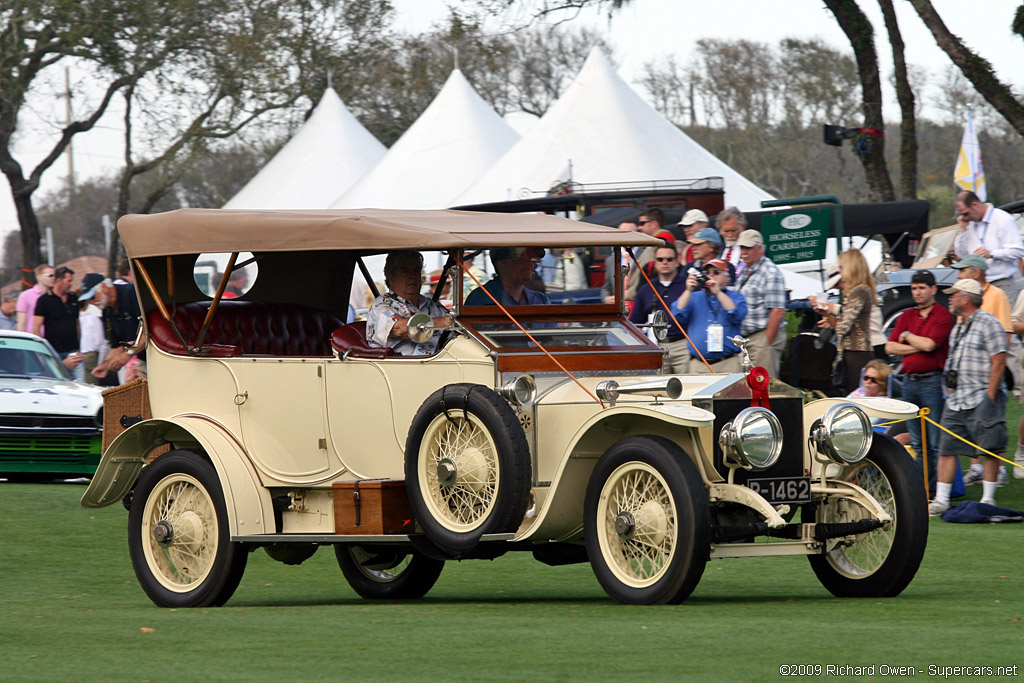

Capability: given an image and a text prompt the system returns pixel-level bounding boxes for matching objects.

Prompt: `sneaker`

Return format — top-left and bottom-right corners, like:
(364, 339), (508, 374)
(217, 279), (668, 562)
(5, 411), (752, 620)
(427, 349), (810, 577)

(928, 499), (949, 517)
(997, 466), (1008, 487)
(1015, 451), (1024, 479)
(963, 469), (984, 486)
(980, 497), (996, 506)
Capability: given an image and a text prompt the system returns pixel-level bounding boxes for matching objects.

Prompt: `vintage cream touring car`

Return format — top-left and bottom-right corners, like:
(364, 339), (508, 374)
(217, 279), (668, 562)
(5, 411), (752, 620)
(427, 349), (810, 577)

(82, 208), (928, 607)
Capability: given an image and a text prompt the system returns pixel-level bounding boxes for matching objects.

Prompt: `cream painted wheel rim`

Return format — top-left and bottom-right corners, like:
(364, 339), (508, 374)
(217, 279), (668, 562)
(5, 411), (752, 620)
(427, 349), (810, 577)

(821, 460), (895, 578)
(596, 462), (678, 588)
(141, 473), (218, 592)
(418, 412), (500, 532)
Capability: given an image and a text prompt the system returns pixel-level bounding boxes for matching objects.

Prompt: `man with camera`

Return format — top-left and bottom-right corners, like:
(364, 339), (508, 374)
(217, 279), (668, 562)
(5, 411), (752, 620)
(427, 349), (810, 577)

(885, 270), (953, 494)
(671, 258), (747, 373)
(628, 244), (691, 373)
(929, 278), (1008, 516)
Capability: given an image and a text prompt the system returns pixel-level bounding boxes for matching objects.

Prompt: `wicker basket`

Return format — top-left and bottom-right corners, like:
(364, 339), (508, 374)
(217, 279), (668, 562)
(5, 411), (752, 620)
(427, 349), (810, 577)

(101, 379), (153, 452)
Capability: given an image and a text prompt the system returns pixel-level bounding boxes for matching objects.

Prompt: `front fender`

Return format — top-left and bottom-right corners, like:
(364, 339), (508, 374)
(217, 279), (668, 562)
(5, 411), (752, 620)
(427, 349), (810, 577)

(520, 403), (714, 542)
(81, 416), (274, 537)
(803, 397), (918, 476)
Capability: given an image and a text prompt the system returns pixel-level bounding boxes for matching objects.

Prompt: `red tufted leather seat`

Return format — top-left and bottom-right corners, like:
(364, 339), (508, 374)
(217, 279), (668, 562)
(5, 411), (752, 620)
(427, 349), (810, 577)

(331, 321), (396, 359)
(148, 301), (344, 357)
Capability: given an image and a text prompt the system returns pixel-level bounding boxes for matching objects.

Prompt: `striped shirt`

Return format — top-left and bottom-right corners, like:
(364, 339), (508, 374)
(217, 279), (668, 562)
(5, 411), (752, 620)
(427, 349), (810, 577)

(736, 256), (786, 336)
(944, 309), (1006, 411)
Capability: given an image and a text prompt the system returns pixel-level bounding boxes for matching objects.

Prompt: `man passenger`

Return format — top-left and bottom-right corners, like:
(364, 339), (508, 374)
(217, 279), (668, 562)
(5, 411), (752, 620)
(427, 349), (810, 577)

(465, 247), (550, 306)
(366, 251), (452, 356)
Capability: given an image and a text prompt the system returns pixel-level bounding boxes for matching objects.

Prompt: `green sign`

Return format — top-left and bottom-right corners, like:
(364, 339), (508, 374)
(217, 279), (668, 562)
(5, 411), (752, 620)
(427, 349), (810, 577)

(759, 207), (831, 264)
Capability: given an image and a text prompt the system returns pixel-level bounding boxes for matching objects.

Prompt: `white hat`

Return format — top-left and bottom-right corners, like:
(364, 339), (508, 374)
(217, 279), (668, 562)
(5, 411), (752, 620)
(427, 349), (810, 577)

(678, 209), (708, 226)
(736, 229), (764, 247)
(943, 279), (983, 296)
(824, 263), (841, 290)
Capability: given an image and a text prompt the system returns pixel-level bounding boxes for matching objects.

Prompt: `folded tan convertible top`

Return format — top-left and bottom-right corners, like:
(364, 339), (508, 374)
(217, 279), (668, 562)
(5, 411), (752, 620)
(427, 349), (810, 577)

(118, 208), (665, 258)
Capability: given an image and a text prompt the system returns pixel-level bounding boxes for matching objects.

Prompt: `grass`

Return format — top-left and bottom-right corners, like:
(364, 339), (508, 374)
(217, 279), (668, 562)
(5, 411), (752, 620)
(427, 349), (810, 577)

(2, 409), (1024, 681)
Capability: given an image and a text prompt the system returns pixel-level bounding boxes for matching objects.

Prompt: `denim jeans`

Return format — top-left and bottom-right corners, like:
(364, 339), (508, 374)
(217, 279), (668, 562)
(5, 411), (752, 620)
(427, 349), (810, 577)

(899, 374), (945, 490)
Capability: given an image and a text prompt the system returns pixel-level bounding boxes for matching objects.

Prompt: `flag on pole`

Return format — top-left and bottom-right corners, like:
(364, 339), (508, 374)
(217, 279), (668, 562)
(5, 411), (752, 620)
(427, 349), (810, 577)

(953, 109), (986, 201)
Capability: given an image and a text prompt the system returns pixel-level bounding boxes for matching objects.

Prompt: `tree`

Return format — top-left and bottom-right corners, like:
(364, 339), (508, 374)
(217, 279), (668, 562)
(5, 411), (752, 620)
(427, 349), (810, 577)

(1, 0), (387, 270)
(907, 0), (1024, 138)
(821, 0), (895, 202)
(877, 0), (918, 200)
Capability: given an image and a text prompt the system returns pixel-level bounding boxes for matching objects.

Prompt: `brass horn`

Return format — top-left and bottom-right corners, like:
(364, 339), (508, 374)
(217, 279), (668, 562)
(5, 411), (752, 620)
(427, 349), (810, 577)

(596, 377), (683, 407)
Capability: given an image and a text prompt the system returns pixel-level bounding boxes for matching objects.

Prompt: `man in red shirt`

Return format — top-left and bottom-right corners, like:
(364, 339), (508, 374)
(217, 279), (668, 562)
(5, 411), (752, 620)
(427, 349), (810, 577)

(885, 270), (953, 494)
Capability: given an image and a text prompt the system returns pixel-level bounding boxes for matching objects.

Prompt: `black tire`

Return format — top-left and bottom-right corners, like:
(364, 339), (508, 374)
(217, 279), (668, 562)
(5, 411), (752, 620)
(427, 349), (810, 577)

(584, 435), (710, 605)
(405, 384), (531, 555)
(128, 450), (248, 607)
(808, 433), (928, 597)
(334, 545), (444, 599)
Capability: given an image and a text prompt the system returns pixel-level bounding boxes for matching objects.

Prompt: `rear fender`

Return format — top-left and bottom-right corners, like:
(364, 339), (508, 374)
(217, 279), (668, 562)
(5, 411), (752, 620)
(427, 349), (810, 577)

(80, 417), (273, 537)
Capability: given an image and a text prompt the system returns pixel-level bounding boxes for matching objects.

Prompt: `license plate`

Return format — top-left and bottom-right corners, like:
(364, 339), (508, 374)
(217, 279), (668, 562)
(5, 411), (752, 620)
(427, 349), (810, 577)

(745, 476), (812, 504)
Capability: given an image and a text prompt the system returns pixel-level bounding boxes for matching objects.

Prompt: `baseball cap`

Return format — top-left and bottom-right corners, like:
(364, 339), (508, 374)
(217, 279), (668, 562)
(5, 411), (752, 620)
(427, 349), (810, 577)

(688, 227), (723, 245)
(944, 279), (983, 296)
(678, 209), (708, 226)
(950, 254), (988, 271)
(736, 229), (764, 247)
(703, 258), (730, 271)
(78, 273), (105, 302)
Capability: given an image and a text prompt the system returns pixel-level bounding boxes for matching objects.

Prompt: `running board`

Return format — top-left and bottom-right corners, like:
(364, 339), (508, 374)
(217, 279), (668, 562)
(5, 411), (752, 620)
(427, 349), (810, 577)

(231, 532), (516, 544)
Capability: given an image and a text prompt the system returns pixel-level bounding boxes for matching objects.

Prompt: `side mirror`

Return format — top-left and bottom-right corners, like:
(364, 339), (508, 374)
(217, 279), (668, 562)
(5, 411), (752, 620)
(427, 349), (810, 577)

(407, 313), (437, 344)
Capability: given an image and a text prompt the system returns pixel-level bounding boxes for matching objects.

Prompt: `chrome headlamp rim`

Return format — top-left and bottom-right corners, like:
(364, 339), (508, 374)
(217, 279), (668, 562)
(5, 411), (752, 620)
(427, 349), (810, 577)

(718, 406), (783, 471)
(499, 374), (538, 407)
(811, 402), (873, 465)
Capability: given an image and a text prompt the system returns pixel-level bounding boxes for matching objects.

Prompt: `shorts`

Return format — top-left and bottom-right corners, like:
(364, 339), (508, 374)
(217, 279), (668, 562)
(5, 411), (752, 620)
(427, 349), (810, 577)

(938, 391), (1007, 458)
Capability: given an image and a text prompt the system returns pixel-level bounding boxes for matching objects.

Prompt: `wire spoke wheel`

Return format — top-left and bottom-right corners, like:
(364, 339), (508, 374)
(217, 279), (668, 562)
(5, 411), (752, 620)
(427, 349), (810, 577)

(585, 435), (709, 605)
(142, 473), (218, 591)
(128, 451), (248, 608)
(419, 413), (499, 531)
(406, 384), (531, 555)
(819, 461), (895, 578)
(809, 434), (927, 598)
(597, 462), (677, 587)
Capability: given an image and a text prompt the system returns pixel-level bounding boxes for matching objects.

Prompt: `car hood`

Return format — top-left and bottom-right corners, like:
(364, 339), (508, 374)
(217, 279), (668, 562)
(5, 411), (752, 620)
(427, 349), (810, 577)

(0, 376), (104, 416)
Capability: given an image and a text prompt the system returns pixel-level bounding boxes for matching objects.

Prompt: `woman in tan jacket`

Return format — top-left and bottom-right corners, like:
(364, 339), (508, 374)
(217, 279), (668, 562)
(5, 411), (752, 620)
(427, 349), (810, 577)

(817, 249), (877, 393)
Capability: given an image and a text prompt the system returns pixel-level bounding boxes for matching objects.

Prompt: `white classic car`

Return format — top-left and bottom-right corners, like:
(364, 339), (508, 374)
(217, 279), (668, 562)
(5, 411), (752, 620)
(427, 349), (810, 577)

(82, 208), (927, 607)
(0, 330), (104, 480)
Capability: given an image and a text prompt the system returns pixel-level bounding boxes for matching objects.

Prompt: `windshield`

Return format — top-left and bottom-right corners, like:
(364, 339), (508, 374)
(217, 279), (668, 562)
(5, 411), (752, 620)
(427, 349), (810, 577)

(472, 319), (647, 348)
(460, 245), (616, 308)
(0, 337), (71, 380)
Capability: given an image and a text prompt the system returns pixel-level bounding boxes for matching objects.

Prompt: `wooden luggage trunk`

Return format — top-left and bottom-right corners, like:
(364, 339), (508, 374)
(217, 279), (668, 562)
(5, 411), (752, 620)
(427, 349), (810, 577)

(333, 480), (415, 535)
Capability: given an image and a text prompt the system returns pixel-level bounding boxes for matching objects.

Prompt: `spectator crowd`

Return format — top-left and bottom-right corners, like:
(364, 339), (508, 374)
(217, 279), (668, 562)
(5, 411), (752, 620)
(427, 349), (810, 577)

(5, 260), (144, 387)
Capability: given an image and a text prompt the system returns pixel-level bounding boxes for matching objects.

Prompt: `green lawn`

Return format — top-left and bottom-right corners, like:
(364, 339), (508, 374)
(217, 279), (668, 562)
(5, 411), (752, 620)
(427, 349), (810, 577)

(2, 411), (1023, 681)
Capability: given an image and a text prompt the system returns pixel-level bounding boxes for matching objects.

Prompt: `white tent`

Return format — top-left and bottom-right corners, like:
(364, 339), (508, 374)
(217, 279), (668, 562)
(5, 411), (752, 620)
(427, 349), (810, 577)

(224, 88), (385, 209)
(454, 49), (774, 211)
(331, 70), (519, 210)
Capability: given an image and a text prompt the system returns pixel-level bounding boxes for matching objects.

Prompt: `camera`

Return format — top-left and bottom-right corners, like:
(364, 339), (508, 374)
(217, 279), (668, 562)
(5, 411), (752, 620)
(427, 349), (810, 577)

(688, 267), (707, 289)
(945, 370), (958, 390)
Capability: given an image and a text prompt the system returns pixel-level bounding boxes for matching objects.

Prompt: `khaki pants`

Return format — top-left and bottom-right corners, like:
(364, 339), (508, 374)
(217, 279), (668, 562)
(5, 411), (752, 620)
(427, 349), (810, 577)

(744, 328), (786, 377)
(661, 338), (693, 374)
(691, 354), (742, 374)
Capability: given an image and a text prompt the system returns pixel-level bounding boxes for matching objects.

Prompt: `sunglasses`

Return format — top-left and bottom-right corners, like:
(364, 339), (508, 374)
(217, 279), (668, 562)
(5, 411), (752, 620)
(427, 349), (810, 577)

(638, 220), (651, 225)
(654, 257), (675, 262)
(863, 375), (880, 384)
(40, 273), (55, 278)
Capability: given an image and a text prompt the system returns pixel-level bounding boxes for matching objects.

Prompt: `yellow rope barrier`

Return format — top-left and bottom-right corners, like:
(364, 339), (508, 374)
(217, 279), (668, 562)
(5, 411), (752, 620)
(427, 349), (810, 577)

(874, 407), (1024, 471)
